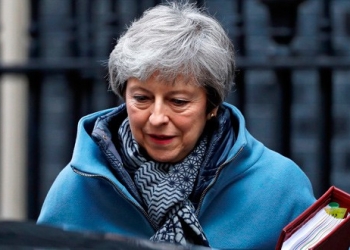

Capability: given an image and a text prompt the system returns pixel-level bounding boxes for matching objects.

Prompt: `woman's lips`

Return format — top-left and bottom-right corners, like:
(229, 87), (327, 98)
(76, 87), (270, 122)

(148, 134), (174, 145)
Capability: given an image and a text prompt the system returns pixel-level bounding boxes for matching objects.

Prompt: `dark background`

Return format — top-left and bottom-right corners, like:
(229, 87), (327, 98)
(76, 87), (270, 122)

(4, 0), (350, 220)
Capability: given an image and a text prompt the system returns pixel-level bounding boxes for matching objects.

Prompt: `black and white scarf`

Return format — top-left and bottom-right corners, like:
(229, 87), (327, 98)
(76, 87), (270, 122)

(118, 118), (209, 247)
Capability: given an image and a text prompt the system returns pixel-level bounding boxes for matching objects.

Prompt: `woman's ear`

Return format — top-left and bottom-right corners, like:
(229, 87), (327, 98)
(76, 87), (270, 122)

(206, 107), (219, 120)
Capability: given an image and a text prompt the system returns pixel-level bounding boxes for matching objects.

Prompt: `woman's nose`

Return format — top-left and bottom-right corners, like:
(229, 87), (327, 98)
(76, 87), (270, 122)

(149, 102), (169, 125)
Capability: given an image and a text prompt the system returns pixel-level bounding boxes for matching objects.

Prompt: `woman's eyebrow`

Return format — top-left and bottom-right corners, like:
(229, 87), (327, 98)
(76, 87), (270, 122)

(128, 85), (150, 93)
(167, 89), (192, 95)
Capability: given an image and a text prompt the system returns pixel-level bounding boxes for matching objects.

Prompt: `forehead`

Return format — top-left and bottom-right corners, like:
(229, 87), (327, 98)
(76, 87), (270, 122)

(154, 72), (197, 86)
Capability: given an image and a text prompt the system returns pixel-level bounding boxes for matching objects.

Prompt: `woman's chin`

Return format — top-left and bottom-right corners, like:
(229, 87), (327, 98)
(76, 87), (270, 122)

(147, 151), (183, 163)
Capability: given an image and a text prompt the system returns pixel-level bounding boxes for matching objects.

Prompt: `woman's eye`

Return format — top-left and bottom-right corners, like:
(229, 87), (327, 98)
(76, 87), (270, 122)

(172, 99), (189, 106)
(133, 95), (149, 102)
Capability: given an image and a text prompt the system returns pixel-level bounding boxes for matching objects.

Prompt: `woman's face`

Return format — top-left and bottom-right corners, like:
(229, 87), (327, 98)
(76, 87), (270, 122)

(125, 74), (215, 163)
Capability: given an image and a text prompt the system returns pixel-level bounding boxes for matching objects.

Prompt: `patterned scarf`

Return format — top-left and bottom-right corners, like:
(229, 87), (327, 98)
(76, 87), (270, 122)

(118, 118), (209, 247)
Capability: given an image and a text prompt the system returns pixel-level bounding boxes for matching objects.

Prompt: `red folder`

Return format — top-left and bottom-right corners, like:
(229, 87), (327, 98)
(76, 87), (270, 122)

(275, 186), (350, 250)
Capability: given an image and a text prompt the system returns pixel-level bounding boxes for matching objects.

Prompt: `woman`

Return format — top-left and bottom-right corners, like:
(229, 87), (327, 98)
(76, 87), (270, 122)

(37, 2), (315, 249)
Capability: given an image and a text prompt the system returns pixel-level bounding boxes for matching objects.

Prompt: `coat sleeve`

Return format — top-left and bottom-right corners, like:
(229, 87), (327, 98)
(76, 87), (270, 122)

(199, 147), (316, 249)
(37, 165), (154, 238)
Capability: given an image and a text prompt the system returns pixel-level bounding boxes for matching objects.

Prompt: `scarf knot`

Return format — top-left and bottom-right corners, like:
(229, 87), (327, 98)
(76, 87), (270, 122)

(118, 118), (209, 246)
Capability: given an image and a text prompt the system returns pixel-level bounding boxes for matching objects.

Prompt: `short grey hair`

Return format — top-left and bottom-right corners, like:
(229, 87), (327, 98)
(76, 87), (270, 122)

(108, 1), (235, 111)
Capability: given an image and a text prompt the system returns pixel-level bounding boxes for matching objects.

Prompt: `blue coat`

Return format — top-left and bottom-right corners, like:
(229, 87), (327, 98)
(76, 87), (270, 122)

(37, 102), (316, 249)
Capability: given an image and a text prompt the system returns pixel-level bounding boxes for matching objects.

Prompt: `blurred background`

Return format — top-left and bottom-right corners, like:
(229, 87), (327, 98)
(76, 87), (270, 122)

(0, 0), (350, 222)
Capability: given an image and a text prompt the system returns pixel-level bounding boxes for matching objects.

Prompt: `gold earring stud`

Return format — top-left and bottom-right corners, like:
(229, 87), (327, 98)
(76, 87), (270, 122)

(210, 113), (215, 118)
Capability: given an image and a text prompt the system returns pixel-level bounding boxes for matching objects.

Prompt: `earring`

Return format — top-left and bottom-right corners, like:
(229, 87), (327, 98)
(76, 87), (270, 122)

(210, 113), (215, 118)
